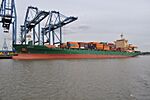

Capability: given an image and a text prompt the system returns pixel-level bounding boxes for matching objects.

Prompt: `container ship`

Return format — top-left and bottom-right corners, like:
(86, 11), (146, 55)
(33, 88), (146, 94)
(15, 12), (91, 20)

(12, 36), (141, 60)
(11, 6), (140, 60)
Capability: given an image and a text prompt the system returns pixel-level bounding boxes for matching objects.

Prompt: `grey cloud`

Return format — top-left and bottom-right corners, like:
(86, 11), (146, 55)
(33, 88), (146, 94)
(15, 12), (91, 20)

(63, 24), (90, 34)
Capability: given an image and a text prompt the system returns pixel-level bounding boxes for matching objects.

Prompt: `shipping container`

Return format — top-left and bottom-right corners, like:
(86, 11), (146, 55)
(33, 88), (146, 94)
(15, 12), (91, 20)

(103, 45), (110, 51)
(88, 42), (97, 49)
(96, 43), (104, 50)
(78, 42), (89, 49)
(45, 45), (56, 48)
(108, 43), (116, 51)
(67, 42), (79, 49)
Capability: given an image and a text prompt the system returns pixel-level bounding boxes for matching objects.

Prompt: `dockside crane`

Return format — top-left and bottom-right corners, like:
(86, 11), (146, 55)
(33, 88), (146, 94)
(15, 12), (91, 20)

(0, 0), (17, 45)
(20, 6), (49, 45)
(20, 6), (77, 46)
(42, 11), (77, 45)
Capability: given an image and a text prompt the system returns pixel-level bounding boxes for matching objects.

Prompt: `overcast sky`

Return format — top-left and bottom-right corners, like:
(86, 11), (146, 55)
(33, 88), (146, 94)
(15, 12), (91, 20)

(0, 0), (150, 51)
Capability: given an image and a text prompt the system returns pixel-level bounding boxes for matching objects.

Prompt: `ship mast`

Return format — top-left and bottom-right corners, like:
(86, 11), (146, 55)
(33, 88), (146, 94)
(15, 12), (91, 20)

(120, 33), (124, 39)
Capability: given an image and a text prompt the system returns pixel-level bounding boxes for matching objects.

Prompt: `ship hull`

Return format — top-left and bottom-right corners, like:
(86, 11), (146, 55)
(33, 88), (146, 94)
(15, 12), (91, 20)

(13, 54), (131, 60)
(13, 45), (140, 60)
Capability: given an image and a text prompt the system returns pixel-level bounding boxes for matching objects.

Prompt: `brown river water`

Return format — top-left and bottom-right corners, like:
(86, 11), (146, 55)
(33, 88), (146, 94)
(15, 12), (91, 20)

(0, 56), (150, 100)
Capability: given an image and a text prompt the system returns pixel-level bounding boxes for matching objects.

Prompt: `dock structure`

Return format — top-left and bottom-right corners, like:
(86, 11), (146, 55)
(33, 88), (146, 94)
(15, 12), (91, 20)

(0, 0), (17, 58)
(0, 0), (17, 45)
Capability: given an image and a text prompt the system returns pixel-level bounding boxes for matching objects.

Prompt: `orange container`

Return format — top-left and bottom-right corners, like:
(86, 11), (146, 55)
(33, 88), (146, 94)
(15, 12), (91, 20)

(45, 45), (56, 48)
(103, 45), (110, 51)
(67, 42), (79, 49)
(96, 43), (104, 50)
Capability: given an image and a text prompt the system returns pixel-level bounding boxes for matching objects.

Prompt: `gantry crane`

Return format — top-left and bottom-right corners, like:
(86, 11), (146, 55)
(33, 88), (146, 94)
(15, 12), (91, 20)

(42, 11), (77, 45)
(20, 6), (49, 45)
(21, 6), (77, 46)
(0, 0), (17, 45)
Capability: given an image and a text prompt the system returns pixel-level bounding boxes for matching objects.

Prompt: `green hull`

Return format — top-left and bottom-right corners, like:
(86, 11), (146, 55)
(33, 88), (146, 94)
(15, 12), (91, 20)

(13, 44), (141, 57)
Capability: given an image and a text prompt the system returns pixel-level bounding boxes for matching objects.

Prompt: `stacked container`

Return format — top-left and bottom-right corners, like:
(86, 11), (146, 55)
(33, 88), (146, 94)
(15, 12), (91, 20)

(67, 42), (79, 49)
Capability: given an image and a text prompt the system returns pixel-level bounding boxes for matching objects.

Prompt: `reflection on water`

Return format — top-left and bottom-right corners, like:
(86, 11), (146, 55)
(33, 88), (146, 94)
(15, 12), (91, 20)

(0, 56), (150, 100)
